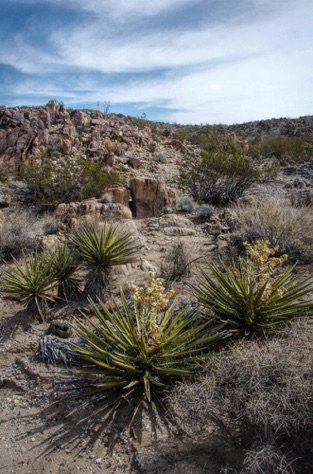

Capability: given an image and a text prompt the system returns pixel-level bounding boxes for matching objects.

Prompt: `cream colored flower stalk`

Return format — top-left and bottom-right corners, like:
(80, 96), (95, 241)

(131, 272), (175, 347)
(243, 240), (288, 301)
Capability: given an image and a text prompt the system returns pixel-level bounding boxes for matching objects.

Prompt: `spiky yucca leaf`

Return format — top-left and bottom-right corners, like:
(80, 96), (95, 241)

(71, 292), (226, 417)
(193, 259), (313, 335)
(44, 244), (82, 301)
(71, 224), (137, 299)
(2, 252), (56, 321)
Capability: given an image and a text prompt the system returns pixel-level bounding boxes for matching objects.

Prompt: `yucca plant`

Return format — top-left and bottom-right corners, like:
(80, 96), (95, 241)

(44, 244), (82, 301)
(1, 252), (56, 321)
(193, 240), (313, 336)
(70, 273), (226, 424)
(71, 224), (138, 300)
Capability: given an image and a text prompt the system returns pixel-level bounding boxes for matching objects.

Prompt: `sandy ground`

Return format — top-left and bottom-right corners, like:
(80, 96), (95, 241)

(0, 221), (228, 474)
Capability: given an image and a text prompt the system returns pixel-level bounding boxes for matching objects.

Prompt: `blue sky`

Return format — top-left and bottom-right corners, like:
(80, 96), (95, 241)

(0, 0), (312, 124)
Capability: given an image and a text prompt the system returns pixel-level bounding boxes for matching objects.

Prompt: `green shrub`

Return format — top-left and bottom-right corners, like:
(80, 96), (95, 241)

(259, 134), (313, 163)
(193, 241), (313, 336)
(154, 153), (167, 163)
(71, 223), (138, 300)
(2, 252), (56, 321)
(19, 155), (121, 207)
(72, 273), (225, 420)
(179, 149), (264, 205)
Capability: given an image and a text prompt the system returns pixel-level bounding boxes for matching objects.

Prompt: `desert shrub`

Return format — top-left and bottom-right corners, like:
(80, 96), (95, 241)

(171, 319), (313, 473)
(176, 195), (196, 213)
(19, 155), (121, 208)
(71, 223), (138, 300)
(193, 240), (313, 336)
(154, 153), (167, 163)
(290, 189), (313, 207)
(259, 134), (313, 163)
(0, 209), (40, 259)
(231, 197), (313, 262)
(41, 216), (60, 235)
(71, 273), (225, 422)
(161, 240), (192, 282)
(194, 203), (216, 220)
(179, 150), (264, 205)
(1, 252), (56, 321)
(0, 167), (9, 182)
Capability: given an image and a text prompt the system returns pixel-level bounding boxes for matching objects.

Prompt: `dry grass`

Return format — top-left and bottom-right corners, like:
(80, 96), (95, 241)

(230, 196), (313, 262)
(161, 240), (193, 283)
(0, 209), (39, 259)
(171, 319), (313, 473)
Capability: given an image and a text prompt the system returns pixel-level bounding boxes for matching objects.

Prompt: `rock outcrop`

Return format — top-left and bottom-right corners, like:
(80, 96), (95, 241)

(130, 178), (176, 218)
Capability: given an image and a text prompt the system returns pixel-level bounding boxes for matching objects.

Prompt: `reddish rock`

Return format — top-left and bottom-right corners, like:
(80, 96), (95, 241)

(130, 178), (176, 218)
(109, 187), (130, 206)
(128, 157), (141, 169)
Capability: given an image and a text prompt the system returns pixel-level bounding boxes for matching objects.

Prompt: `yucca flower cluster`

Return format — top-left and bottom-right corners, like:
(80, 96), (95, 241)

(193, 240), (313, 335)
(131, 273), (175, 347)
(240, 240), (288, 301)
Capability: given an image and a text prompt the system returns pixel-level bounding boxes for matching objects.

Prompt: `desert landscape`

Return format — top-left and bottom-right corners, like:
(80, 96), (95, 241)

(0, 102), (313, 473)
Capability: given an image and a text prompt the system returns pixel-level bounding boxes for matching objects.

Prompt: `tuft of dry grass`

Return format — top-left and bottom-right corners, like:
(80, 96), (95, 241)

(0, 209), (39, 259)
(230, 196), (313, 262)
(171, 319), (313, 473)
(161, 240), (193, 283)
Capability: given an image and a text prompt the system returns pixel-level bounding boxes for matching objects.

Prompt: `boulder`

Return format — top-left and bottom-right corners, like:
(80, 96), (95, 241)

(55, 199), (132, 224)
(163, 227), (196, 236)
(109, 187), (130, 206)
(130, 177), (176, 218)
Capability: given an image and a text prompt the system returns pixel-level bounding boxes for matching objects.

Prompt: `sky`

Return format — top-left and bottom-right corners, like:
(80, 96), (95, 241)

(0, 0), (312, 124)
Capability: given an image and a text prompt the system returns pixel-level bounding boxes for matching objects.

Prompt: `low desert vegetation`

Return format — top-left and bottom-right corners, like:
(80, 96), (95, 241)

(161, 240), (192, 282)
(176, 195), (196, 213)
(0, 209), (43, 259)
(1, 252), (56, 321)
(179, 148), (275, 205)
(258, 134), (313, 163)
(1, 223), (138, 317)
(44, 243), (82, 301)
(18, 154), (121, 208)
(171, 319), (313, 473)
(71, 223), (138, 300)
(71, 273), (225, 422)
(180, 150), (261, 205)
(231, 196), (313, 262)
(193, 240), (313, 336)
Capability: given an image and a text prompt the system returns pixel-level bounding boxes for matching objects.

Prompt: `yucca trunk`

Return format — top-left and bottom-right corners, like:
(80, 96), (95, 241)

(83, 267), (111, 300)
(57, 279), (82, 302)
(26, 297), (50, 322)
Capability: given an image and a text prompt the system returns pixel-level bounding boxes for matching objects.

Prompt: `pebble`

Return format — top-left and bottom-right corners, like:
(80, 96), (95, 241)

(95, 458), (102, 464)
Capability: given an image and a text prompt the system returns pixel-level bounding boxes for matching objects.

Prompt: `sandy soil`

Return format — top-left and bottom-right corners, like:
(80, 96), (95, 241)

(0, 222), (227, 474)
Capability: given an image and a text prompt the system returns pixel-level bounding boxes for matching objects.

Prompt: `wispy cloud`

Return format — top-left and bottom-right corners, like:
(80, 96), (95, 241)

(1, 0), (312, 123)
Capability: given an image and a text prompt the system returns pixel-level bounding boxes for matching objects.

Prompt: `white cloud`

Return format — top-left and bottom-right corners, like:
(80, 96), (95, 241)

(2, 0), (313, 123)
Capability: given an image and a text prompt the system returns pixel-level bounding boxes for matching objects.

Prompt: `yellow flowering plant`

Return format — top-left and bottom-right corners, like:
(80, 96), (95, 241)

(193, 240), (313, 336)
(72, 273), (226, 419)
(130, 272), (175, 347)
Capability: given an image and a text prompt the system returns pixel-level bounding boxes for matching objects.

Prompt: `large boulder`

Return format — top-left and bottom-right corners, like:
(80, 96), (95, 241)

(130, 178), (176, 218)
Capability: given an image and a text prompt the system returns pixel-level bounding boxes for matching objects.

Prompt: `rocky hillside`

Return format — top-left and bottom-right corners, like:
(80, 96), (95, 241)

(0, 102), (192, 178)
(1, 102), (313, 220)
